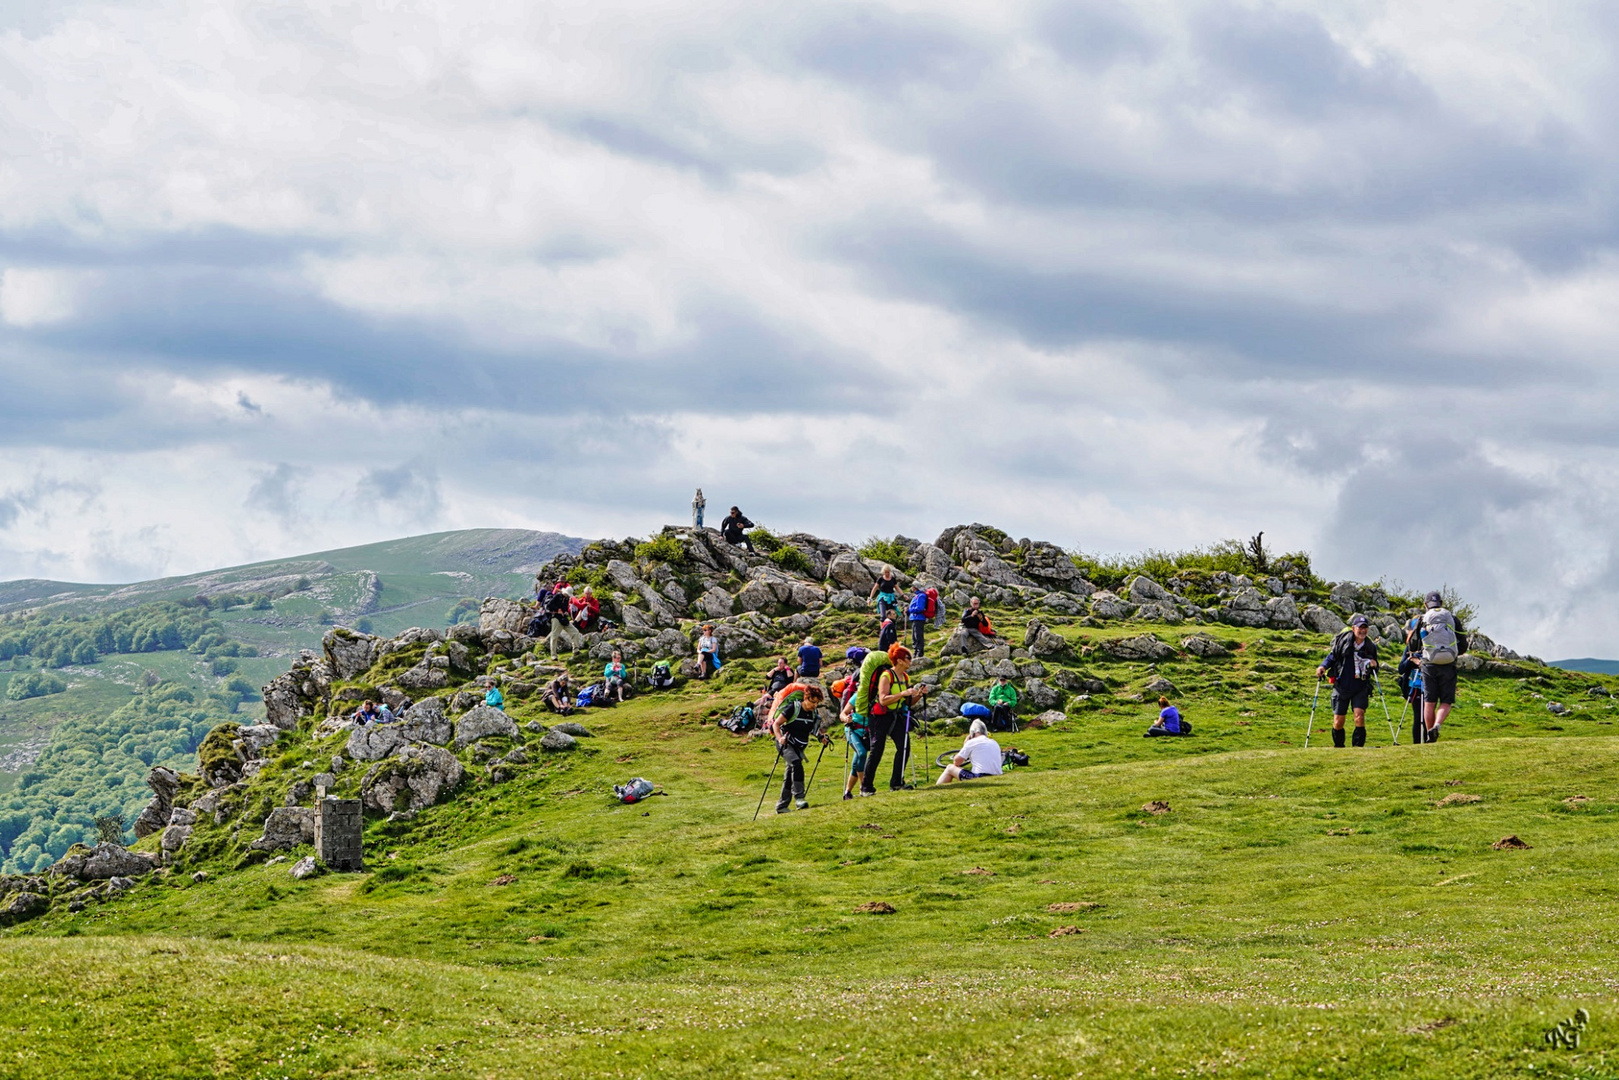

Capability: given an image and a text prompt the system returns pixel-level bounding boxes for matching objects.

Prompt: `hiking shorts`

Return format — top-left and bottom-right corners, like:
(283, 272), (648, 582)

(1331, 687), (1370, 715)
(845, 722), (870, 773)
(1421, 662), (1458, 705)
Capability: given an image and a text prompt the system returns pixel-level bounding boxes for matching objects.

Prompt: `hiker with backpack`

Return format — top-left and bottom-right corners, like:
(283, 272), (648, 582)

(877, 616), (898, 652)
(870, 567), (901, 621)
(1397, 637), (1426, 745)
(936, 718), (1003, 784)
(906, 587), (931, 658)
(767, 683), (827, 813)
(988, 675), (1018, 732)
(856, 645), (931, 794)
(930, 587), (947, 631)
(1315, 614), (1380, 747)
(721, 507), (755, 552)
(603, 650), (630, 704)
(1145, 696), (1191, 737)
(545, 584), (582, 657)
(1410, 591), (1464, 741)
(960, 597), (996, 649)
(836, 647), (870, 799)
(697, 624), (721, 679)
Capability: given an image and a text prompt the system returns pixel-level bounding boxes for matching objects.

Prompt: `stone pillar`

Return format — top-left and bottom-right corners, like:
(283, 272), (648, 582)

(314, 797), (364, 872)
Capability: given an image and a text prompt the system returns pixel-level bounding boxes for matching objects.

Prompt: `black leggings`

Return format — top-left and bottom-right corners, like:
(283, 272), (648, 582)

(909, 619), (926, 655)
(777, 741), (806, 808)
(862, 712), (911, 792)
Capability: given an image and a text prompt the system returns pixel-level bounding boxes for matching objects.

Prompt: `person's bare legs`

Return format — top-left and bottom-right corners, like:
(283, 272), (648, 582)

(937, 763), (962, 786)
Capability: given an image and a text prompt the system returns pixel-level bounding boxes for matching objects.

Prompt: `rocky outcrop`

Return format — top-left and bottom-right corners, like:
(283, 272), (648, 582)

(132, 766), (181, 839)
(51, 843), (158, 881)
(1182, 633), (1229, 658)
(263, 651), (332, 731)
(1301, 605), (1346, 635)
(250, 807), (316, 852)
(0, 880), (49, 926)
(454, 705), (519, 748)
(323, 628), (383, 680)
(360, 746), (464, 813)
(1101, 634), (1177, 662)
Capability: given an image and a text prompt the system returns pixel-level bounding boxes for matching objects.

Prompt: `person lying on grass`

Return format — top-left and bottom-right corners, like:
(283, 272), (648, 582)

(937, 719), (1003, 784)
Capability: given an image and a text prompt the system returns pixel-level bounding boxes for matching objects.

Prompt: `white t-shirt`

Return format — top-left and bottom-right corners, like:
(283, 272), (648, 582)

(957, 734), (1002, 776)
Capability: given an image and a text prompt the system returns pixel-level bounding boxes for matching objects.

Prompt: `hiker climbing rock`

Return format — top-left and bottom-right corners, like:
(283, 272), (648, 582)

(1410, 591), (1463, 741)
(869, 566), (901, 621)
(721, 507), (755, 552)
(1316, 614), (1379, 747)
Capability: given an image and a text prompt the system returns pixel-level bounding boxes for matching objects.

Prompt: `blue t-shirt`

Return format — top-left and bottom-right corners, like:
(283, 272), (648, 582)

(797, 644), (823, 677)
(1159, 706), (1181, 733)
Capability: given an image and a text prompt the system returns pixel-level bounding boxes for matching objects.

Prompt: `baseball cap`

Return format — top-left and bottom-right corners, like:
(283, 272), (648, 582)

(1348, 614), (1369, 627)
(1424, 591), (1443, 608)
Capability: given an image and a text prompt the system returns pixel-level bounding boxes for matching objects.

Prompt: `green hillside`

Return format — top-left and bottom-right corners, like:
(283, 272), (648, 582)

(5, 604), (1619, 1076)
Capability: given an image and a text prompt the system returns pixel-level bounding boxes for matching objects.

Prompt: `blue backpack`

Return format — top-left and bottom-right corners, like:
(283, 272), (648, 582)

(576, 683), (603, 708)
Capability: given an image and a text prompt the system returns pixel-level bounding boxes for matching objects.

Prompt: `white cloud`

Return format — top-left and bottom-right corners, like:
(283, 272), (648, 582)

(0, 268), (82, 326)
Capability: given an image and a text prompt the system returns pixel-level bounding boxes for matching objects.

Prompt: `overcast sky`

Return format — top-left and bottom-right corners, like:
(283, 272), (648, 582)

(2, 0), (1617, 656)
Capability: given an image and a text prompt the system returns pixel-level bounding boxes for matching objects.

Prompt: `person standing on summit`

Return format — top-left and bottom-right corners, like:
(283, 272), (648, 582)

(721, 506), (755, 552)
(692, 488), (706, 529)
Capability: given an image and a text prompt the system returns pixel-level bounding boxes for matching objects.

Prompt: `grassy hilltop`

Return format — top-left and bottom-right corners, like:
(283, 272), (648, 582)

(5, 528), (1619, 1080)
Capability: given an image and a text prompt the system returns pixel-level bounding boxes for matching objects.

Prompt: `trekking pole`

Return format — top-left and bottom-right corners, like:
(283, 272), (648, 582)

(902, 707), (917, 789)
(1373, 670), (1398, 746)
(1304, 677), (1322, 748)
(805, 737), (830, 793)
(753, 743), (783, 822)
(1396, 692), (1413, 746)
(920, 707), (932, 786)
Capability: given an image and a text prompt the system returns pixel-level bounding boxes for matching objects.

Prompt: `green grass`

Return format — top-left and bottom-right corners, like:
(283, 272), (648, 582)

(5, 613), (1619, 1077)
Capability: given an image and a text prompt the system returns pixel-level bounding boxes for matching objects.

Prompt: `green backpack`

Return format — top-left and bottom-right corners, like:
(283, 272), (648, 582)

(852, 651), (893, 715)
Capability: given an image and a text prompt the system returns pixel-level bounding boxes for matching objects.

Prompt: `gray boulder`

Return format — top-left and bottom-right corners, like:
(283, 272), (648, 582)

(250, 807), (316, 853)
(1328, 582), (1362, 610)
(454, 705), (519, 748)
(0, 888), (48, 926)
(290, 855), (321, 880)
(1102, 634), (1177, 662)
(396, 658), (451, 690)
(323, 628), (382, 680)
(400, 697), (453, 745)
(1182, 633), (1229, 658)
(52, 843), (158, 881)
(360, 745), (464, 813)
(1265, 595), (1303, 630)
(1144, 676), (1176, 694)
(160, 824), (192, 857)
(648, 627), (692, 657)
(698, 587), (735, 620)
(1135, 602), (1183, 625)
(1089, 591), (1135, 620)
(168, 806), (197, 827)
(551, 722), (594, 737)
(1051, 670), (1107, 694)
(1128, 576), (1175, 605)
(989, 658), (1020, 679)
(1020, 541), (1080, 587)
(346, 723), (406, 763)
(828, 550), (876, 591)
(1024, 677), (1061, 709)
(1022, 619), (1070, 658)
(735, 578), (778, 613)
(1302, 606), (1346, 635)
(540, 730), (578, 752)
(479, 597), (529, 636)
(1547, 701), (1568, 715)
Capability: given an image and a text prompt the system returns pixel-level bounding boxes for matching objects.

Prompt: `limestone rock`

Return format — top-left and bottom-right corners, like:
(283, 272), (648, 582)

(250, 807), (316, 853)
(323, 628), (382, 680)
(1328, 582), (1362, 610)
(479, 597), (530, 637)
(1024, 677), (1061, 709)
(400, 697), (453, 745)
(346, 723), (406, 763)
(551, 722), (594, 737)
(1182, 633), (1230, 658)
(828, 551), (876, 592)
(1022, 619), (1070, 658)
(647, 627), (692, 657)
(1020, 541), (1079, 588)
(1301, 606), (1346, 635)
(1089, 591), (1135, 621)
(1135, 602), (1183, 625)
(1265, 595), (1303, 630)
(454, 705), (519, 748)
(1144, 676), (1176, 694)
(735, 578), (778, 614)
(290, 856), (321, 880)
(0, 889), (48, 926)
(160, 824), (192, 857)
(1102, 634), (1177, 662)
(132, 765), (181, 839)
(1031, 710), (1067, 727)
(360, 746), (464, 813)
(1036, 593), (1083, 614)
(1128, 576), (1175, 605)
(168, 806), (197, 827)
(52, 843), (157, 882)
(540, 730), (578, 752)
(1050, 670), (1107, 694)
(989, 658), (1020, 679)
(698, 587), (735, 620)
(523, 720), (548, 733)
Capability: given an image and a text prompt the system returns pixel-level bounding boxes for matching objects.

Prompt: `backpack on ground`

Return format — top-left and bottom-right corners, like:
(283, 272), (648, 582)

(718, 704), (755, 733)
(1002, 748), (1030, 768)
(853, 650), (894, 715)
(648, 661), (675, 690)
(613, 777), (657, 804)
(1420, 608), (1459, 665)
(576, 682), (606, 708)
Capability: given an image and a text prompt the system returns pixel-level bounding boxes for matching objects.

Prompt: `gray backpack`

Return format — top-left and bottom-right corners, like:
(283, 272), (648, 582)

(1421, 608), (1458, 665)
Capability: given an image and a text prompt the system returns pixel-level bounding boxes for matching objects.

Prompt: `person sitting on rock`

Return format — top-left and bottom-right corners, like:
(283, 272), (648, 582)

(352, 700), (383, 726)
(797, 636), (823, 682)
(570, 586), (602, 633)
(1144, 696), (1191, 737)
(542, 673), (575, 715)
(484, 679), (504, 711)
(936, 719), (1003, 785)
(870, 566), (901, 620)
(697, 624), (721, 679)
(721, 507), (755, 552)
(960, 597), (996, 649)
(988, 675), (1018, 732)
(603, 650), (630, 704)
(768, 656), (794, 696)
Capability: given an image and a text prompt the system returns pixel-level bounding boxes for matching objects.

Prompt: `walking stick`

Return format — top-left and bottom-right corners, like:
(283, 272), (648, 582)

(1304, 677), (1322, 748)
(1373, 670), (1398, 745)
(753, 743), (783, 822)
(805, 737), (830, 794)
(1396, 690), (1413, 745)
(920, 706), (932, 786)
(901, 706), (917, 789)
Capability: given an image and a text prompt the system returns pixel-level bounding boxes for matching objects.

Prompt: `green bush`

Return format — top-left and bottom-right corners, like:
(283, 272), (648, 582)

(859, 537), (911, 567)
(746, 528), (782, 554)
(5, 672), (67, 700)
(769, 546), (813, 576)
(1069, 540), (1327, 592)
(445, 598), (480, 625)
(634, 534), (689, 567)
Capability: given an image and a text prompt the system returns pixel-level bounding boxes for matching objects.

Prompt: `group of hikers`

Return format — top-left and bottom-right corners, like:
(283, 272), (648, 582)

(1313, 590), (1463, 746)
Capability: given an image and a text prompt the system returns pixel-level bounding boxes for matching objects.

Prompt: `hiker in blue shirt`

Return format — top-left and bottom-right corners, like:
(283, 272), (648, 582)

(797, 637), (823, 680)
(1144, 696), (1191, 737)
(484, 681), (505, 711)
(906, 587), (930, 658)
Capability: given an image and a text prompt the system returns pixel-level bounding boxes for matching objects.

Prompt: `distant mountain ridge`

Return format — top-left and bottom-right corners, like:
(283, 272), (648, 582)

(1550, 658), (1619, 675)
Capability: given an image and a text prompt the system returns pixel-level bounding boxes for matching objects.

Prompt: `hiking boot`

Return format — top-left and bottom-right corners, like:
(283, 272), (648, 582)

(857, 789), (875, 797)
(1351, 727), (1366, 748)
(1427, 727), (1440, 742)
(795, 800), (809, 810)
(891, 784), (914, 791)
(1331, 728), (1346, 748)
(775, 802), (791, 814)
(842, 791), (853, 801)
